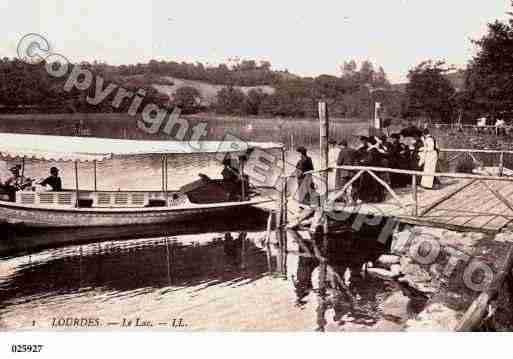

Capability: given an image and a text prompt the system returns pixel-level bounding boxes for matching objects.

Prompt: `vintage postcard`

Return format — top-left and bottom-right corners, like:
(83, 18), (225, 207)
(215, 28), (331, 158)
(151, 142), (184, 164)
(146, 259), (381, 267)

(1, 1), (513, 355)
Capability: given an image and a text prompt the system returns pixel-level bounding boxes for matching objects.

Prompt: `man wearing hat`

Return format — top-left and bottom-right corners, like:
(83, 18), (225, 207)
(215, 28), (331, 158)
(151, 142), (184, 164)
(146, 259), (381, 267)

(39, 167), (63, 191)
(295, 146), (314, 206)
(4, 164), (27, 201)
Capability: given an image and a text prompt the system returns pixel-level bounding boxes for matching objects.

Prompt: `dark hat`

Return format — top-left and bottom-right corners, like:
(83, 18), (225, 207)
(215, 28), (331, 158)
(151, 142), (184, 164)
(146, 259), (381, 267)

(296, 146), (307, 155)
(50, 167), (59, 174)
(390, 133), (400, 139)
(9, 164), (21, 172)
(358, 136), (369, 142)
(328, 139), (337, 146)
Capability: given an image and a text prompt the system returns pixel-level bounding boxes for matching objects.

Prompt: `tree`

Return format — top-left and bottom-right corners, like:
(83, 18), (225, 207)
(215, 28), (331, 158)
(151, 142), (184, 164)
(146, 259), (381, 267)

(403, 60), (456, 123)
(340, 60), (357, 77)
(215, 86), (247, 115)
(246, 88), (268, 115)
(173, 86), (201, 113)
(464, 3), (513, 120)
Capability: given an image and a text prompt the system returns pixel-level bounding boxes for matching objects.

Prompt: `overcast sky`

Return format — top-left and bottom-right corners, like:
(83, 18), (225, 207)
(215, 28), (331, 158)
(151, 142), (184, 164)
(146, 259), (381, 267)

(0, 0), (510, 83)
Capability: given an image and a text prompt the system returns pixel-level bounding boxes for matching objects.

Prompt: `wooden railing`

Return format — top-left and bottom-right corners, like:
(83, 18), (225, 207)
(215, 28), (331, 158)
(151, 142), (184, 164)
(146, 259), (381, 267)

(293, 165), (513, 219)
(430, 123), (513, 133)
(438, 148), (513, 176)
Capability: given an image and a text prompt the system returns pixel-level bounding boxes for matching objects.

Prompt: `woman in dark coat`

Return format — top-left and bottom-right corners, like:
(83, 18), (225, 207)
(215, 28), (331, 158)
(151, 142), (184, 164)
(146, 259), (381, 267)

(356, 138), (385, 203)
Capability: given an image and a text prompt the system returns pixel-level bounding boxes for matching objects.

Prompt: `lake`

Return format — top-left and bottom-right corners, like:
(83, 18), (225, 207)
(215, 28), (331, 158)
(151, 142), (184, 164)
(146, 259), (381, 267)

(0, 116), (415, 331)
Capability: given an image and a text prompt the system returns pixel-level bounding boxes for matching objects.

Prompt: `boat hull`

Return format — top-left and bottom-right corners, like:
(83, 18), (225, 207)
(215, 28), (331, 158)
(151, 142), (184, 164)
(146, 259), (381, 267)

(0, 205), (271, 258)
(0, 199), (271, 228)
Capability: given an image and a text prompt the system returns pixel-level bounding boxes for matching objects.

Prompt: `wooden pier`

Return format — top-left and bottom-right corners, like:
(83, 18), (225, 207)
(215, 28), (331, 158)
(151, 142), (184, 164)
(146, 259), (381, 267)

(326, 166), (513, 233)
(269, 102), (513, 331)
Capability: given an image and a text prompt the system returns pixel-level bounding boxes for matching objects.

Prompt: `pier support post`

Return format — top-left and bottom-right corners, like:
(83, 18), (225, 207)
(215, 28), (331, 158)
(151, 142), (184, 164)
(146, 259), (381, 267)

(499, 151), (504, 177)
(412, 174), (418, 217)
(93, 159), (97, 192)
(239, 156), (246, 202)
(317, 102), (330, 331)
(319, 102), (329, 205)
(266, 211), (274, 274)
(276, 180), (287, 277)
(74, 161), (79, 208)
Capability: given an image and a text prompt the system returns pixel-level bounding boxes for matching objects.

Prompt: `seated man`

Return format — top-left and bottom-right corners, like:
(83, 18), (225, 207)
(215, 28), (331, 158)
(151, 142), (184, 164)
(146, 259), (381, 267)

(38, 167), (63, 191)
(4, 164), (31, 201)
(221, 158), (242, 201)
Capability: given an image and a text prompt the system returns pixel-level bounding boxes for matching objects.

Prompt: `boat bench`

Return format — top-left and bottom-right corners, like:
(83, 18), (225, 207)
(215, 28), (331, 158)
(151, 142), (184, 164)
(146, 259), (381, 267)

(15, 190), (189, 208)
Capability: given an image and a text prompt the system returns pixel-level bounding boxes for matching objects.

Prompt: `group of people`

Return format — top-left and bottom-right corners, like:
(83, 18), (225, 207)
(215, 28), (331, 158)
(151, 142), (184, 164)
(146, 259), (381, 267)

(476, 117), (509, 136)
(0, 165), (63, 201)
(293, 129), (439, 205)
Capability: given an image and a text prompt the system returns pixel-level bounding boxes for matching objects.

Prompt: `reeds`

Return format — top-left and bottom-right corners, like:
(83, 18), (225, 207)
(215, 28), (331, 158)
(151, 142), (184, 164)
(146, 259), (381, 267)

(0, 113), (369, 150)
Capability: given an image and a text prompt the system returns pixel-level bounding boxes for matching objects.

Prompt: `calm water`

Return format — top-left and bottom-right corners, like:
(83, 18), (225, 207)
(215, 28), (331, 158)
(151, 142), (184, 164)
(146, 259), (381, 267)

(0, 229), (407, 331)
(0, 136), (413, 331)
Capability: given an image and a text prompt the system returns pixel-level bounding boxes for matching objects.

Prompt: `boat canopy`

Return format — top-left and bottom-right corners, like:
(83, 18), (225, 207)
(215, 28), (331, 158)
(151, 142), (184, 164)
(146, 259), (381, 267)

(0, 133), (284, 162)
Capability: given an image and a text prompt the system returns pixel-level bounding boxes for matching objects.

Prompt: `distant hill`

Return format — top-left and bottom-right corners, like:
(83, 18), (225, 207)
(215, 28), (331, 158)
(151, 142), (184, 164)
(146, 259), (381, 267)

(152, 76), (275, 105)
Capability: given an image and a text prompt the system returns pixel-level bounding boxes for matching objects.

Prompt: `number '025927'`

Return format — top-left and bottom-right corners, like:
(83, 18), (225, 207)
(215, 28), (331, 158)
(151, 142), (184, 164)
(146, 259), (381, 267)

(11, 344), (43, 353)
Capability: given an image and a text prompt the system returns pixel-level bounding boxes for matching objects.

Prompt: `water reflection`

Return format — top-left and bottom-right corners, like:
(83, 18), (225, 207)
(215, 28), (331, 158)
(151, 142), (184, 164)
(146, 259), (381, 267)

(289, 230), (395, 331)
(0, 233), (268, 309)
(1, 227), (406, 331)
(1, 207), (270, 258)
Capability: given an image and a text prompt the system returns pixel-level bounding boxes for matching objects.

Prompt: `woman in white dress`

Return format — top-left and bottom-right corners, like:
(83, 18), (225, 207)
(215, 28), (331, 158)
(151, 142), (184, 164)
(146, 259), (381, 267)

(418, 132), (438, 189)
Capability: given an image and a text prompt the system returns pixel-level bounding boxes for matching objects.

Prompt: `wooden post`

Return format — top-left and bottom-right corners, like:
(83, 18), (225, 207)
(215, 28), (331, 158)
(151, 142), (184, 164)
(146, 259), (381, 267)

(412, 174), (418, 217)
(281, 148), (287, 225)
(239, 157), (246, 202)
(275, 209), (283, 275)
(161, 155), (166, 203)
(266, 211), (273, 274)
(21, 156), (26, 178)
(499, 151), (504, 177)
(164, 154), (169, 205)
(74, 161), (79, 208)
(240, 232), (247, 270)
(319, 102), (329, 205)
(281, 148), (288, 274)
(93, 159), (97, 192)
(318, 100), (329, 261)
(369, 95), (374, 137)
(79, 246), (83, 288)
(164, 237), (172, 286)
(276, 182), (285, 275)
(281, 179), (288, 276)
(318, 101), (329, 331)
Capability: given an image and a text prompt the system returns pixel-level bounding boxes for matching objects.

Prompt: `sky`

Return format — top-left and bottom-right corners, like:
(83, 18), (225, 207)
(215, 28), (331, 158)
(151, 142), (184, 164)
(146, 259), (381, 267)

(0, 0), (511, 83)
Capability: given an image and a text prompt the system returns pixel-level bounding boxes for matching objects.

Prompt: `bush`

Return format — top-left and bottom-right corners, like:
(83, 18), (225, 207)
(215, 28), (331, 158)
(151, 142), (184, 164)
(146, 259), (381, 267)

(214, 87), (247, 115)
(173, 86), (201, 114)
